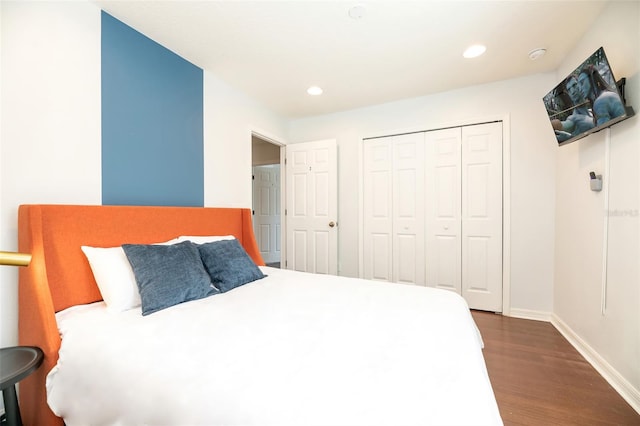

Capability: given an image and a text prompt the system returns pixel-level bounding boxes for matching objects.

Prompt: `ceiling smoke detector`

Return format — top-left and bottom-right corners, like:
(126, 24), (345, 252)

(348, 4), (367, 20)
(528, 48), (547, 60)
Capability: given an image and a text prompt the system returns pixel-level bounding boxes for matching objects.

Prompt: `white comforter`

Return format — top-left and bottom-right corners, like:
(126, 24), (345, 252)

(47, 267), (502, 425)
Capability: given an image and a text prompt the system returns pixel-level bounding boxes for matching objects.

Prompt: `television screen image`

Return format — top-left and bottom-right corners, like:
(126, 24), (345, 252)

(543, 47), (633, 146)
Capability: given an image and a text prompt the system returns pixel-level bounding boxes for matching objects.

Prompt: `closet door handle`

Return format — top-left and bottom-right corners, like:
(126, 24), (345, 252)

(329, 221), (336, 228)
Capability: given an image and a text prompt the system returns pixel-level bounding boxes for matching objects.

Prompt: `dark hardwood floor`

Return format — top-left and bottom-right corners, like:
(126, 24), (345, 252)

(471, 310), (640, 426)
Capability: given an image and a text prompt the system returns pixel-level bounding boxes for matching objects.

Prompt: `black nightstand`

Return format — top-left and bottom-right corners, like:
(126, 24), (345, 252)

(0, 346), (44, 426)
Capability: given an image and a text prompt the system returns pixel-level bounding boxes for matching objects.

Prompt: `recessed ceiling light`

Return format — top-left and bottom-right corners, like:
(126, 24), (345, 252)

(528, 48), (547, 60)
(348, 4), (367, 20)
(463, 44), (487, 59)
(307, 86), (323, 96)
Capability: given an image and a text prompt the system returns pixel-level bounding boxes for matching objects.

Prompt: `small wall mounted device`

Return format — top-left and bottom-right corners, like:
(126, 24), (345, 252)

(589, 171), (602, 192)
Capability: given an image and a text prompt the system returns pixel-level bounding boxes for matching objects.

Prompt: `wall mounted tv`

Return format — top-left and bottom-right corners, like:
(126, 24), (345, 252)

(543, 47), (635, 146)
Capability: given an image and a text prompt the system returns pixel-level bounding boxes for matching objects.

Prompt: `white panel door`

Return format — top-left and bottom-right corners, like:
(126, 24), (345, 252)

(363, 122), (502, 311)
(461, 122), (503, 311)
(363, 139), (393, 282)
(425, 128), (462, 293)
(392, 133), (425, 285)
(363, 133), (425, 285)
(285, 140), (338, 274)
(252, 165), (281, 264)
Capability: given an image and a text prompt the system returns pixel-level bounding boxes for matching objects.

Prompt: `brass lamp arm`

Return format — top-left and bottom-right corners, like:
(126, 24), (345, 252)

(0, 251), (32, 267)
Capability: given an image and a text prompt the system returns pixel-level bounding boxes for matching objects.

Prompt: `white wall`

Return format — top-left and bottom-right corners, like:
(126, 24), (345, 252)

(553, 0), (640, 408)
(0, 0), (102, 347)
(203, 74), (287, 207)
(288, 73), (558, 315)
(0, 1), (287, 348)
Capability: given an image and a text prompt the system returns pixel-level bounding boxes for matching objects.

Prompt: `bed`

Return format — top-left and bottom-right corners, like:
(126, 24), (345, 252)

(18, 204), (502, 426)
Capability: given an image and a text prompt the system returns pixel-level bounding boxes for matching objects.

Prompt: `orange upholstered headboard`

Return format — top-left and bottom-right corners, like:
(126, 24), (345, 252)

(17, 205), (264, 426)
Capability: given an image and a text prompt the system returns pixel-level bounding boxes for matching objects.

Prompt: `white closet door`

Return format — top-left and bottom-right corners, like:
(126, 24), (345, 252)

(461, 122), (503, 311)
(392, 133), (425, 285)
(363, 133), (425, 285)
(363, 139), (393, 282)
(425, 128), (462, 293)
(363, 123), (503, 312)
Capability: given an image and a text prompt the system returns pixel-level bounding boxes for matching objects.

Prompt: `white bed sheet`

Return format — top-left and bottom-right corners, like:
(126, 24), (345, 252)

(47, 267), (502, 425)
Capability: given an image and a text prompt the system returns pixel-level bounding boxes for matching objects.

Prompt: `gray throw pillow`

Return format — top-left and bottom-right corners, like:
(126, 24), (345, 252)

(197, 239), (265, 293)
(122, 241), (218, 316)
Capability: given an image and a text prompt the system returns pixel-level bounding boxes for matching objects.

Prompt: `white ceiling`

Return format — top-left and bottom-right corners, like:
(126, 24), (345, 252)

(94, 0), (609, 119)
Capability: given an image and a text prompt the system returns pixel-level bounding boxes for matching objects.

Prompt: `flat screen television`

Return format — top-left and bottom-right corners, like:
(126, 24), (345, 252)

(543, 46), (635, 146)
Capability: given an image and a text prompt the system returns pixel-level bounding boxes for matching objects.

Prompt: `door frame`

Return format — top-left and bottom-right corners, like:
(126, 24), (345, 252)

(357, 114), (511, 315)
(250, 130), (286, 267)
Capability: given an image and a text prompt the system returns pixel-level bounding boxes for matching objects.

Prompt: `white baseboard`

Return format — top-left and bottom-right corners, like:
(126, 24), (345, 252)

(551, 314), (640, 415)
(507, 308), (552, 322)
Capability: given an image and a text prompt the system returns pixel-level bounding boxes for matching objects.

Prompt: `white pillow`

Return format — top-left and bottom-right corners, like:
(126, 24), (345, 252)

(81, 246), (141, 312)
(81, 237), (233, 312)
(175, 235), (236, 244)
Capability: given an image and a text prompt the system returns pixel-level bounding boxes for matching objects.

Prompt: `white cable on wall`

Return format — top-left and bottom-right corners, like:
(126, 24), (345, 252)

(601, 128), (611, 316)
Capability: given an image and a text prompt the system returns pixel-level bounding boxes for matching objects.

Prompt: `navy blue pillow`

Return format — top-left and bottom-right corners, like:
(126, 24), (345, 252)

(197, 239), (265, 292)
(122, 241), (218, 316)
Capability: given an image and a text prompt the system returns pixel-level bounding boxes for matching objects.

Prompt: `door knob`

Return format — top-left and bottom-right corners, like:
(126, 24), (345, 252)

(329, 221), (336, 228)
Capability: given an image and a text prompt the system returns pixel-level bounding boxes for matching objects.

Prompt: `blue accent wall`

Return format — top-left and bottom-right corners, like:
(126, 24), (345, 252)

(101, 12), (204, 206)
